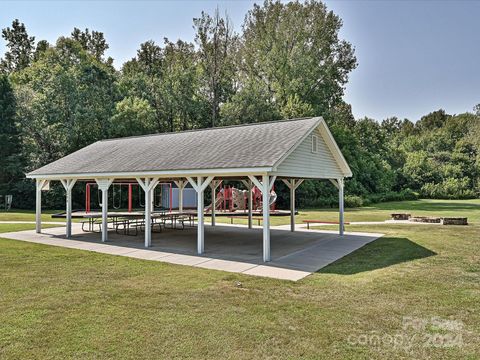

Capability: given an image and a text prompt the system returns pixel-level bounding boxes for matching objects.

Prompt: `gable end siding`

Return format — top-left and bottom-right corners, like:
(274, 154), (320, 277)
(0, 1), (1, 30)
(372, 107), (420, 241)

(273, 127), (343, 179)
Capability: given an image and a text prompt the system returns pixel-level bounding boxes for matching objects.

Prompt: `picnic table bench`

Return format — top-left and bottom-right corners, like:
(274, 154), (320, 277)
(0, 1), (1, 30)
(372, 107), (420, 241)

(303, 220), (350, 229)
(78, 211), (197, 235)
(81, 215), (129, 232)
(115, 218), (163, 236)
(228, 216), (262, 226)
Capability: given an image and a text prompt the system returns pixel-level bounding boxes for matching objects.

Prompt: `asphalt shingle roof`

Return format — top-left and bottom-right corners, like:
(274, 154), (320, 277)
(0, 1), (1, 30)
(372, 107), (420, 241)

(28, 117), (321, 176)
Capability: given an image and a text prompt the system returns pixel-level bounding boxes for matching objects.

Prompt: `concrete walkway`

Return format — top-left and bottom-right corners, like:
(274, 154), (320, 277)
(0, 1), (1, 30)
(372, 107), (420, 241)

(1, 224), (383, 281)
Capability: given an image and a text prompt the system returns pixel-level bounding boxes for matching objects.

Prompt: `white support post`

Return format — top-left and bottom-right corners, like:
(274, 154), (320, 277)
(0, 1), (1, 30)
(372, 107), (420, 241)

(60, 179), (77, 238)
(151, 184), (155, 212)
(137, 177), (160, 247)
(35, 179), (46, 234)
(338, 178), (345, 236)
(241, 179), (254, 229)
(290, 182), (295, 232)
(247, 180), (253, 229)
(282, 179), (304, 232)
(209, 180), (222, 226)
(174, 180), (186, 213)
(95, 178), (114, 243)
(145, 179), (152, 246)
(187, 176), (213, 254)
(211, 184), (215, 226)
(248, 176), (276, 194)
(248, 175), (275, 262)
(197, 177), (204, 253)
(262, 175), (271, 262)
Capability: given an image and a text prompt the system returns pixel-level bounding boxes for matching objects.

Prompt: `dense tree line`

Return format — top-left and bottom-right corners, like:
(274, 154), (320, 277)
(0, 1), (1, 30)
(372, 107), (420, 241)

(0, 0), (478, 209)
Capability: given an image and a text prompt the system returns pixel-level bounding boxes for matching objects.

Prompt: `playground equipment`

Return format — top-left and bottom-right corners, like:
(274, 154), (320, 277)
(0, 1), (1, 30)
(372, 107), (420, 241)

(0, 195), (13, 211)
(86, 182), (173, 213)
(205, 185), (277, 213)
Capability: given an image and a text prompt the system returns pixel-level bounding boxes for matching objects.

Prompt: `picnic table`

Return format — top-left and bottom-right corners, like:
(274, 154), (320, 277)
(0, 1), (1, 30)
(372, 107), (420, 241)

(79, 211), (197, 235)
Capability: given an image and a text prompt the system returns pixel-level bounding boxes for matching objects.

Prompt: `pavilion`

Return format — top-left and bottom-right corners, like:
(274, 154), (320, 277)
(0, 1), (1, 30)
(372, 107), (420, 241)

(27, 117), (352, 262)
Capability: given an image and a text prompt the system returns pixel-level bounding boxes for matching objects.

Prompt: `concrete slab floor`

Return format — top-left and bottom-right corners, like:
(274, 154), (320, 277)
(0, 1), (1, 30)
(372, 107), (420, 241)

(1, 223), (383, 281)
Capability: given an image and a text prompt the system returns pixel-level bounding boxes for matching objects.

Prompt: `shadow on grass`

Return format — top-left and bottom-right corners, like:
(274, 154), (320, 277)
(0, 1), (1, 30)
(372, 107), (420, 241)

(318, 237), (436, 275)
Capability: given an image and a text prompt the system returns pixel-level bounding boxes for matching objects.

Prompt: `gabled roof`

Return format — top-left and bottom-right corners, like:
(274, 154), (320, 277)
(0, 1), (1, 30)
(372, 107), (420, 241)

(27, 117), (351, 178)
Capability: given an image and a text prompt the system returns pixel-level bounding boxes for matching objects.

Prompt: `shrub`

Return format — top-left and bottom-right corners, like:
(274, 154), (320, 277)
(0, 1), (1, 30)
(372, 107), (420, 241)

(421, 178), (476, 199)
(344, 195), (363, 208)
(399, 188), (419, 200)
(364, 188), (419, 205)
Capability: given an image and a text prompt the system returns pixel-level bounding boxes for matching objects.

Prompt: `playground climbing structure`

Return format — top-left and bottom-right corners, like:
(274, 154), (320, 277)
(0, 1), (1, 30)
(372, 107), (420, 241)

(205, 184), (277, 213)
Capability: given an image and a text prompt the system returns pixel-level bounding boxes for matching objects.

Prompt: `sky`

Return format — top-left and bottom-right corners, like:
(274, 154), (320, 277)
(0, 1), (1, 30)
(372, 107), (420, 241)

(1, 0), (479, 122)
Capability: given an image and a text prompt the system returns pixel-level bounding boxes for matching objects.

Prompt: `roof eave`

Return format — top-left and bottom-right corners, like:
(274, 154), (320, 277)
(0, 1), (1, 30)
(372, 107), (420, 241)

(25, 166), (275, 180)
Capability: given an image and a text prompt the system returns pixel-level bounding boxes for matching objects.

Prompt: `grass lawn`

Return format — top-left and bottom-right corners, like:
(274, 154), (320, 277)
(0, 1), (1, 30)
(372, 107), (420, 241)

(0, 209), (66, 223)
(4, 199), (478, 226)
(0, 200), (479, 359)
(212, 198), (480, 226)
(0, 223), (63, 233)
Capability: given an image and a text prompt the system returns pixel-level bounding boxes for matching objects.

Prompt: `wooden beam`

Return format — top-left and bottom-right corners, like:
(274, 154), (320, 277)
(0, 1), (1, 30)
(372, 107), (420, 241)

(329, 179), (339, 189)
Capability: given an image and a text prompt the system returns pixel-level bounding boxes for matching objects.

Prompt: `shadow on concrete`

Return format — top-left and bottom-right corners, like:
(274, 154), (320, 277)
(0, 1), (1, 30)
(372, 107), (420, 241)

(8, 224), (382, 274)
(318, 237), (436, 275)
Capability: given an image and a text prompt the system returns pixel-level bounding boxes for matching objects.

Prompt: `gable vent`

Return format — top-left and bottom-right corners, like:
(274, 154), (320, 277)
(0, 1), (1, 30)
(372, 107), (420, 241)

(311, 134), (319, 153)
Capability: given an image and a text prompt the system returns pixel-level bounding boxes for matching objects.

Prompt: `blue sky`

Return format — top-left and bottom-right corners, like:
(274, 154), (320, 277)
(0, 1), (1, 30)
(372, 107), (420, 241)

(1, 0), (479, 121)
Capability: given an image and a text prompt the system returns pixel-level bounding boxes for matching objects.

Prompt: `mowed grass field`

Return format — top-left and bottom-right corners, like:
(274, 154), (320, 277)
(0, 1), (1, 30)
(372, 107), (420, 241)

(0, 209), (66, 223)
(0, 199), (479, 359)
(213, 198), (480, 226)
(5, 199), (478, 225)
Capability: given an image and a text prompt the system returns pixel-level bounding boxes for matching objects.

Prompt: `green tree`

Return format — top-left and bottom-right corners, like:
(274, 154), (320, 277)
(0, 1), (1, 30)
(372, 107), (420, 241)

(0, 19), (35, 73)
(474, 104), (480, 116)
(120, 39), (205, 132)
(110, 97), (156, 137)
(220, 80), (280, 125)
(33, 40), (50, 61)
(160, 39), (206, 131)
(415, 109), (449, 131)
(395, 110), (480, 198)
(381, 117), (403, 136)
(194, 8), (237, 127)
(233, 0), (357, 119)
(71, 28), (109, 61)
(12, 37), (118, 170)
(120, 40), (165, 131)
(0, 75), (22, 192)
(135, 40), (163, 77)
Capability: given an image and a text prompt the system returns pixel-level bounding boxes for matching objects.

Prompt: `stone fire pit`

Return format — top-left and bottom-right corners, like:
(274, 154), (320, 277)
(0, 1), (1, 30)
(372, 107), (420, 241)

(441, 217), (468, 225)
(391, 213), (411, 221)
(410, 216), (442, 224)
(390, 214), (468, 225)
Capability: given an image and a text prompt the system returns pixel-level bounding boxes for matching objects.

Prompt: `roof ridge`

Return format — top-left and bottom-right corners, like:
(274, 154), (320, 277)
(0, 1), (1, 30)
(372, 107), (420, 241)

(99, 117), (316, 143)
